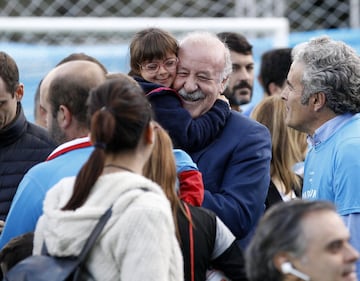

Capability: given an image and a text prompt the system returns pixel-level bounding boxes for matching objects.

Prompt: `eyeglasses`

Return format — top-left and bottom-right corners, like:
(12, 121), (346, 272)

(140, 58), (178, 74)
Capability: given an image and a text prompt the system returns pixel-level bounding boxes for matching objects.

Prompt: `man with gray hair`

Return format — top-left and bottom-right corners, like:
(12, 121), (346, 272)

(281, 36), (360, 277)
(169, 31), (271, 249)
(246, 200), (359, 281)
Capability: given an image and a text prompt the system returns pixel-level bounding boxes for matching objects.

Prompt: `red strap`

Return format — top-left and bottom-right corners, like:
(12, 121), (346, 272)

(184, 203), (194, 281)
(145, 86), (177, 96)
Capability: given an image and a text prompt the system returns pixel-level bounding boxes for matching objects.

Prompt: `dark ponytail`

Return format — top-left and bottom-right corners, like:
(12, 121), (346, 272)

(62, 75), (152, 210)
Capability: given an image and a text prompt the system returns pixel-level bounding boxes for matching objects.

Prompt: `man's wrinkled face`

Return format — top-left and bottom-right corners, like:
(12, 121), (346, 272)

(281, 61), (315, 135)
(224, 51), (254, 106)
(173, 42), (226, 118)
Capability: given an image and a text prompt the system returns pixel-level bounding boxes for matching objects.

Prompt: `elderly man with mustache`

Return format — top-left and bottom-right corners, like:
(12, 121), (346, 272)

(169, 31), (272, 249)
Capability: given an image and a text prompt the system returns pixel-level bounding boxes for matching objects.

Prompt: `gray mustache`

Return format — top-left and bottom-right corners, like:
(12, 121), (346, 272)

(178, 88), (205, 101)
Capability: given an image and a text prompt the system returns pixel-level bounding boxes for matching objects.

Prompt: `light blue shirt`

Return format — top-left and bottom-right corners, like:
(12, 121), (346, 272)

(303, 113), (360, 279)
(307, 113), (353, 147)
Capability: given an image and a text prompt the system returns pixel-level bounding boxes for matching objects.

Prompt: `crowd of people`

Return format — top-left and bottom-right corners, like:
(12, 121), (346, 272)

(0, 27), (359, 281)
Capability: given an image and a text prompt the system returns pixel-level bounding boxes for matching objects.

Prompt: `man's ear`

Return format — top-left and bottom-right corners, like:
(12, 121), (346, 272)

(312, 91), (327, 112)
(274, 252), (305, 273)
(14, 83), (24, 101)
(268, 82), (283, 96)
(273, 252), (291, 273)
(57, 105), (72, 129)
(219, 77), (229, 94)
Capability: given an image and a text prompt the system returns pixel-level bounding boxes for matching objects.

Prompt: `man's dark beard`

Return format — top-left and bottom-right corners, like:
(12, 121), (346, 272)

(232, 81), (252, 94)
(49, 116), (66, 145)
(224, 81), (253, 106)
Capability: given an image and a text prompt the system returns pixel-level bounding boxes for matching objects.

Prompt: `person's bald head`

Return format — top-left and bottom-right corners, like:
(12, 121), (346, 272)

(40, 60), (107, 143)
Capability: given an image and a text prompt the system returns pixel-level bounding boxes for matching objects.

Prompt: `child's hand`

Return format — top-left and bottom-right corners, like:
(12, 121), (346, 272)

(218, 94), (230, 107)
(0, 220), (4, 233)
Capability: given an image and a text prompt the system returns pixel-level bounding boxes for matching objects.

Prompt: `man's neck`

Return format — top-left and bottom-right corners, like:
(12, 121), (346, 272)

(308, 110), (338, 136)
(65, 126), (89, 143)
(230, 104), (241, 112)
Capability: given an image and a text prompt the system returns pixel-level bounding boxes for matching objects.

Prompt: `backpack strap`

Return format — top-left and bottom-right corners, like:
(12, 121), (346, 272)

(77, 205), (113, 261)
(42, 186), (149, 257)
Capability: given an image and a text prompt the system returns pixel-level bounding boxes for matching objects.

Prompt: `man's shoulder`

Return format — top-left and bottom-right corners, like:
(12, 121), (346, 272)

(325, 115), (360, 149)
(191, 111), (271, 156)
(24, 146), (92, 183)
(25, 122), (56, 147)
(228, 110), (259, 123)
(339, 114), (360, 136)
(225, 111), (270, 133)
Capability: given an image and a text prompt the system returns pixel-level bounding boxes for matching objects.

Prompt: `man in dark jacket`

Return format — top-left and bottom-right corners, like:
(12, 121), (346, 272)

(0, 51), (56, 224)
(170, 32), (272, 249)
(0, 59), (107, 249)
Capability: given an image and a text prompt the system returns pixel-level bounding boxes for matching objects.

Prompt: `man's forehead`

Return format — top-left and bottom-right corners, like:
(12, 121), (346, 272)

(302, 210), (349, 247)
(286, 61), (304, 86)
(289, 60), (305, 74)
(230, 51), (254, 64)
(179, 47), (224, 68)
(40, 73), (53, 101)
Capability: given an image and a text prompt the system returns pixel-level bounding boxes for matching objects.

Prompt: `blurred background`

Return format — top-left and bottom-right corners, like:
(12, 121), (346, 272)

(0, 0), (359, 121)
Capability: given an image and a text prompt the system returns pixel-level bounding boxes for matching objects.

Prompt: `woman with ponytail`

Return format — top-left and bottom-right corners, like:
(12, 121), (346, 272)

(143, 125), (247, 281)
(32, 75), (183, 281)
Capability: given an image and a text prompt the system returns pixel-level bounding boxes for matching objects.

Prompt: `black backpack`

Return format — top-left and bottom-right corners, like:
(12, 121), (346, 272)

(3, 206), (112, 281)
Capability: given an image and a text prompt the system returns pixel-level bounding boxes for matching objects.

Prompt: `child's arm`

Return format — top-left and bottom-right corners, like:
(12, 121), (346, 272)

(147, 88), (230, 151)
(174, 149), (204, 206)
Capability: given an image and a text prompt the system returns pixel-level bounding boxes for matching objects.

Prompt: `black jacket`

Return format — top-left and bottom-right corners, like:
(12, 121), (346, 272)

(265, 178), (303, 211)
(0, 104), (56, 221)
(178, 202), (247, 281)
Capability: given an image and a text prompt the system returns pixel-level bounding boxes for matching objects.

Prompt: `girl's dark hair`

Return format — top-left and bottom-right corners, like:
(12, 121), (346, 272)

(129, 27), (178, 76)
(62, 75), (152, 210)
